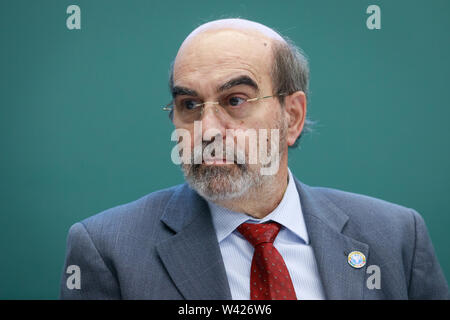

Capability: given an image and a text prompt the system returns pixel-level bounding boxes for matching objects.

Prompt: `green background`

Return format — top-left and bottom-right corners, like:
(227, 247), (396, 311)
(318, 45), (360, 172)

(1, 0), (449, 299)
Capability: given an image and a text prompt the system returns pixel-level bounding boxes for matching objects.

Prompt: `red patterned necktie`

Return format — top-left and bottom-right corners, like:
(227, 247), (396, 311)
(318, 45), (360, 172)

(237, 222), (297, 300)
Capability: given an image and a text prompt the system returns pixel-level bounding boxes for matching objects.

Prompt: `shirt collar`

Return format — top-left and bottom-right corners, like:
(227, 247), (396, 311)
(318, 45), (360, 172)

(208, 168), (309, 244)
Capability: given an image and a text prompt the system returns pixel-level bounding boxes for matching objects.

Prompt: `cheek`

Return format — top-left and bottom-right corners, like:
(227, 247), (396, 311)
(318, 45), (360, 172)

(229, 115), (282, 152)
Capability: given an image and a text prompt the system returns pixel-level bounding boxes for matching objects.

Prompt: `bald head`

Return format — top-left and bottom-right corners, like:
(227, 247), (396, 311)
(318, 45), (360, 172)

(182, 18), (285, 45)
(172, 19), (286, 94)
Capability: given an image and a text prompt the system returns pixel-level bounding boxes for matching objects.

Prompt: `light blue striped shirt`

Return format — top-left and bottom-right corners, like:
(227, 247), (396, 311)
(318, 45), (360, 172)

(207, 169), (326, 300)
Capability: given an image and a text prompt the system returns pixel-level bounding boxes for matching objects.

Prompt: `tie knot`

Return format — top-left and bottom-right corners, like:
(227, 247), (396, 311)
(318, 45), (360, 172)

(237, 222), (281, 247)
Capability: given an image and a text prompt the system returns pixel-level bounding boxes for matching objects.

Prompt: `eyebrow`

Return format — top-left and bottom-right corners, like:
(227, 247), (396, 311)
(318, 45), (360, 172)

(171, 86), (198, 98)
(217, 75), (259, 93)
(171, 75), (259, 99)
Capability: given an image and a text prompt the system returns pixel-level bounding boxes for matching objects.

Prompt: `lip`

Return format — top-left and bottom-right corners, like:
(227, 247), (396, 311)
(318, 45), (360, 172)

(203, 159), (234, 165)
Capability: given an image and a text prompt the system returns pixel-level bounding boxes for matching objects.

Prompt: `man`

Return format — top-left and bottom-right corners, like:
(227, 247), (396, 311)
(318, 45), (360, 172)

(60, 18), (448, 299)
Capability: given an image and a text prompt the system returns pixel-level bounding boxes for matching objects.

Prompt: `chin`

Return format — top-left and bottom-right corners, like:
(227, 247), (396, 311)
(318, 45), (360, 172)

(182, 165), (252, 202)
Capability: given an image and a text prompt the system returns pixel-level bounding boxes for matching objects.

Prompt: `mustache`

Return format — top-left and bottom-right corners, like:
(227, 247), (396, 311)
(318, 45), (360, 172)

(190, 140), (246, 163)
(184, 141), (248, 176)
(189, 161), (248, 180)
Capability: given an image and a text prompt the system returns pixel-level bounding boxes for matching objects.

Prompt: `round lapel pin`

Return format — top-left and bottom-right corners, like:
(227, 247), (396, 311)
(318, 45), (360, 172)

(348, 251), (366, 268)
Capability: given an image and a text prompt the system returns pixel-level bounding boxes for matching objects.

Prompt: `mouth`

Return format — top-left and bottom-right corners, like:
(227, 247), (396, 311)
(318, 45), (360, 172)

(202, 158), (235, 165)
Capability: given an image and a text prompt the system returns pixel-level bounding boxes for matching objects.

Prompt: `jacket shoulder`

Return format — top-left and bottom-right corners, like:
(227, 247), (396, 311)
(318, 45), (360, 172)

(74, 184), (183, 245)
(312, 185), (417, 228)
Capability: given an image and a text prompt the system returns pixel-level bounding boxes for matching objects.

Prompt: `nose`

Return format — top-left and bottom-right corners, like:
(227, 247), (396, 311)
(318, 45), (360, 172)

(200, 102), (227, 142)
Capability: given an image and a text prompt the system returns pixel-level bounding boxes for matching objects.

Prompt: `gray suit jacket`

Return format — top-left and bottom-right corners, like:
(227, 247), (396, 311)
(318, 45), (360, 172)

(60, 177), (449, 299)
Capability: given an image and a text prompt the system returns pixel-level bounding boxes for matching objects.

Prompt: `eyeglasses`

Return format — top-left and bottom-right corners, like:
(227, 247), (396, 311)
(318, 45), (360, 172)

(162, 93), (287, 123)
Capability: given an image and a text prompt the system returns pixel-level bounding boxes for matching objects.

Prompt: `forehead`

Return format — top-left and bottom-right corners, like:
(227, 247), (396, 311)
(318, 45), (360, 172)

(173, 29), (274, 91)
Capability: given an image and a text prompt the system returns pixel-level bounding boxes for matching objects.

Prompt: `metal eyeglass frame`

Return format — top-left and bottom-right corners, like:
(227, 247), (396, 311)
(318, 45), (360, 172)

(161, 93), (288, 117)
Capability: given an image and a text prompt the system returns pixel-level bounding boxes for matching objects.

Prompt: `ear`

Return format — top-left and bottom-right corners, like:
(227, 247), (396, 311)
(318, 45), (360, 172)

(283, 91), (307, 147)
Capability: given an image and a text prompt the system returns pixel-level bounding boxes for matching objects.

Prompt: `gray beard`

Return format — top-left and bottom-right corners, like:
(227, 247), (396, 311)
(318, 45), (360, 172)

(181, 162), (267, 202)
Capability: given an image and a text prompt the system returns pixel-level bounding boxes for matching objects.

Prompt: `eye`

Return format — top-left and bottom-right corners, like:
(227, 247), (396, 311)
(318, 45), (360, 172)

(180, 99), (201, 110)
(227, 96), (247, 107)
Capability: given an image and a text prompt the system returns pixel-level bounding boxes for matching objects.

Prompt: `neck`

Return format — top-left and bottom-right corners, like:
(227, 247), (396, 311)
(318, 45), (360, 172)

(214, 164), (289, 219)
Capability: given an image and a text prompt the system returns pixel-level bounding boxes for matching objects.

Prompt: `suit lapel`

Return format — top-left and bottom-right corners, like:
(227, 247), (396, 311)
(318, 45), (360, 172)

(156, 184), (232, 300)
(294, 179), (370, 299)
